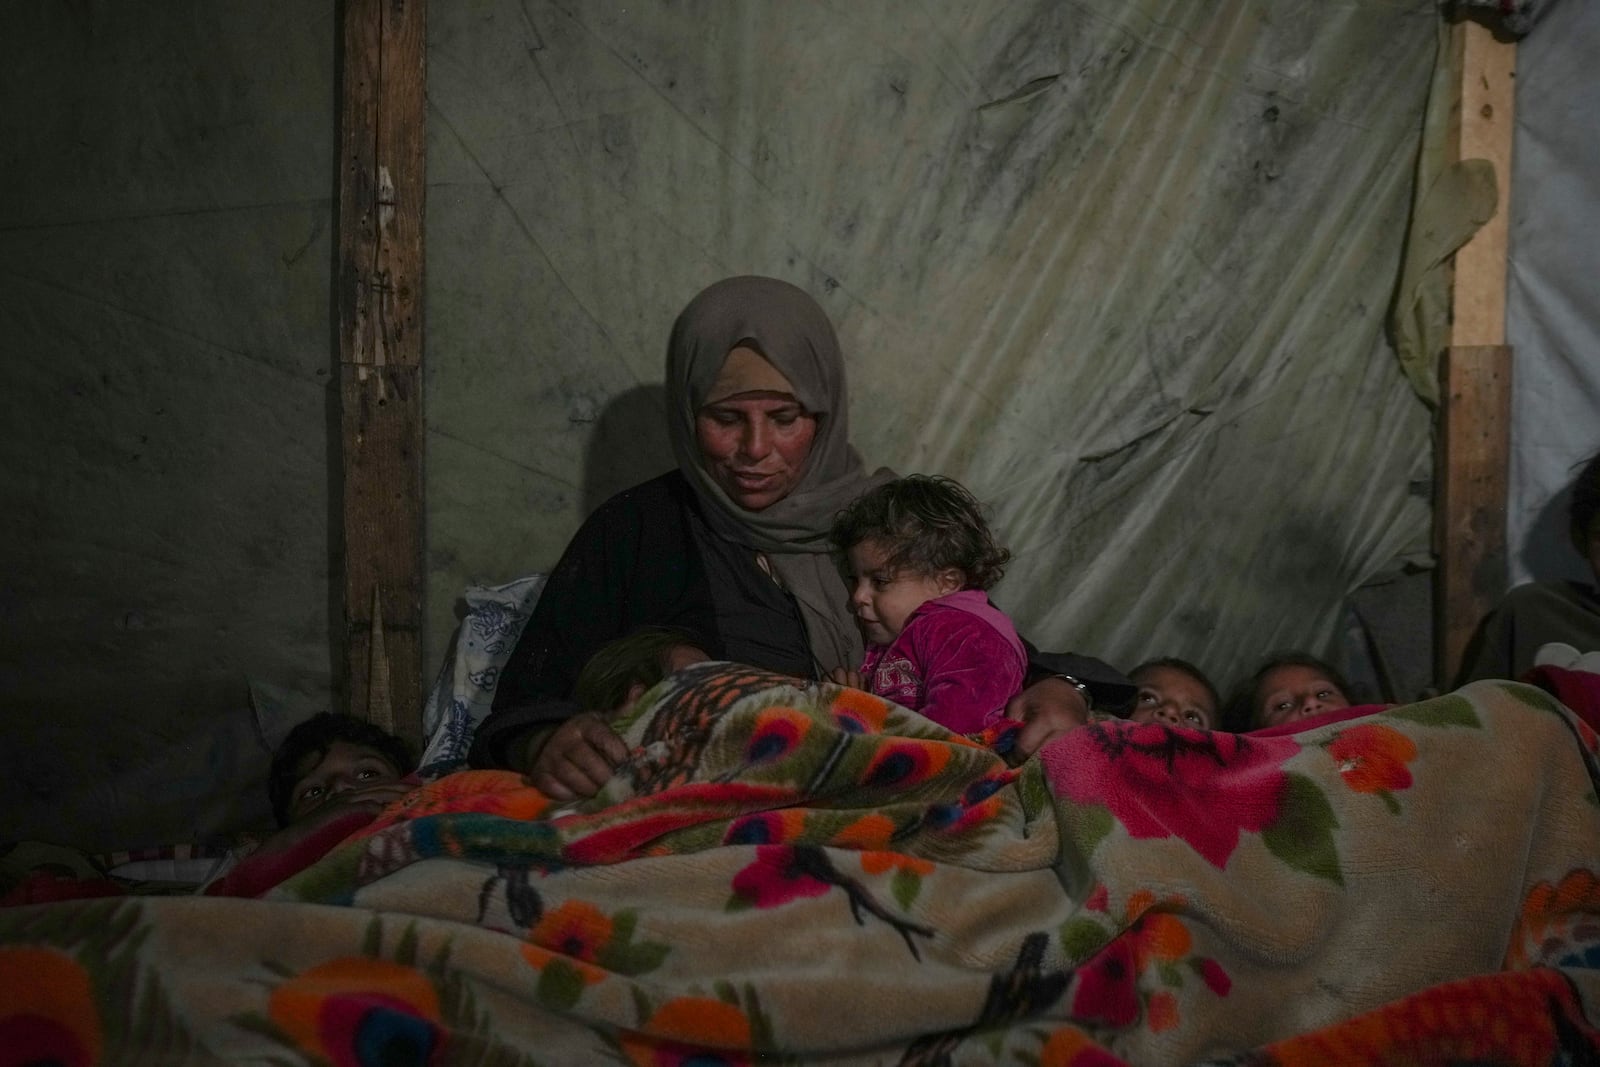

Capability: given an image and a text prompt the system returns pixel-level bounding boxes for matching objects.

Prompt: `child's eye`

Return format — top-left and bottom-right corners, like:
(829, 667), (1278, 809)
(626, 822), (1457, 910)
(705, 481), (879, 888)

(1138, 692), (1157, 704)
(1184, 710), (1204, 725)
(357, 768), (378, 780)
(298, 785), (325, 802)
(1275, 700), (1293, 712)
(1316, 689), (1334, 700)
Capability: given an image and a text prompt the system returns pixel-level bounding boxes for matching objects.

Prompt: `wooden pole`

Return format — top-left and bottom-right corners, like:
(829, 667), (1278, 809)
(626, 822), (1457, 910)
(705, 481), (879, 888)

(336, 0), (426, 749)
(1435, 17), (1515, 686)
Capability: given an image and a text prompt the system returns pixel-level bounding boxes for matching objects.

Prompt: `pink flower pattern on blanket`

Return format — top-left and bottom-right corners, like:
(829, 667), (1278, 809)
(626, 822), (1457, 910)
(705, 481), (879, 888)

(1045, 722), (1295, 868)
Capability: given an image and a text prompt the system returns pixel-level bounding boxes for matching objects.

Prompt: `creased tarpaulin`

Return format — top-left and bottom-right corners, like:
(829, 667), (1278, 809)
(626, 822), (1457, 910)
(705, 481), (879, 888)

(1505, 0), (1600, 588)
(425, 0), (1446, 690)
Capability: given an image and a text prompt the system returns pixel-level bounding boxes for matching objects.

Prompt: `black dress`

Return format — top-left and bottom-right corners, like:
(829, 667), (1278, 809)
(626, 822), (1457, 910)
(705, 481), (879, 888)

(470, 470), (811, 767)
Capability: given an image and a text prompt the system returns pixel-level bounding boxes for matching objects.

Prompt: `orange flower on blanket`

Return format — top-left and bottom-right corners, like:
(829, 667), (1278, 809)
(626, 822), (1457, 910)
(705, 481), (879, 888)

(618, 995), (753, 1066)
(1506, 868), (1600, 970)
(363, 769), (550, 834)
(1325, 723), (1416, 812)
(268, 956), (443, 1067)
(828, 686), (893, 734)
(724, 807), (810, 846)
(0, 947), (102, 1067)
(530, 899), (615, 964)
(859, 850), (935, 878)
(743, 706), (812, 765)
(860, 848), (936, 910)
(1036, 1024), (1126, 1067)
(861, 739), (952, 789)
(1122, 890), (1191, 974)
(831, 813), (897, 850)
(1145, 990), (1179, 1033)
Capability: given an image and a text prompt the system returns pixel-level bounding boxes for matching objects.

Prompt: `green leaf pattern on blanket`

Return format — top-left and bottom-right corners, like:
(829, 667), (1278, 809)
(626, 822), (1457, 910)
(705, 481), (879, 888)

(1261, 771), (1343, 884)
(1387, 692), (1484, 728)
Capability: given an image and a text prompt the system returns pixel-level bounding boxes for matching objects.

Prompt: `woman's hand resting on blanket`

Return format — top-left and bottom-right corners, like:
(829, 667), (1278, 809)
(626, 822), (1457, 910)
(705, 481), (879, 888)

(519, 713), (631, 800)
(519, 641), (713, 800)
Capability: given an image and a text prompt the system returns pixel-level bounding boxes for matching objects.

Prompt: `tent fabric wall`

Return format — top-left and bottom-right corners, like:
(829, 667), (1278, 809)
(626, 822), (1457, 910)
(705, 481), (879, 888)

(1506, 0), (1600, 588)
(426, 0), (1439, 696)
(9, 1), (1586, 853)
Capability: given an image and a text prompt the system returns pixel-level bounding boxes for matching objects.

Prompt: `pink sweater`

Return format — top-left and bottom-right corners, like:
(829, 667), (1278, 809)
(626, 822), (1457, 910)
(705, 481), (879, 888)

(860, 590), (1027, 733)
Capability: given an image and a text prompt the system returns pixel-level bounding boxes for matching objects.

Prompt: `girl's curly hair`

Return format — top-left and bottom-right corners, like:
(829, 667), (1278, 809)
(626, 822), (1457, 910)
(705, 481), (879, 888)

(831, 474), (1011, 590)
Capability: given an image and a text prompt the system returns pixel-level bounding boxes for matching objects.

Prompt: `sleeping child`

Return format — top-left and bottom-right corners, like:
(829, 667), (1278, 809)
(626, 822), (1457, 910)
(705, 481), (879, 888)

(829, 474), (1026, 734)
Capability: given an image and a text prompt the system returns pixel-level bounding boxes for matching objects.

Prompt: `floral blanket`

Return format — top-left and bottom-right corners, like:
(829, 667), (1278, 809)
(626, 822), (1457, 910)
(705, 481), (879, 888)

(5, 663), (1600, 1065)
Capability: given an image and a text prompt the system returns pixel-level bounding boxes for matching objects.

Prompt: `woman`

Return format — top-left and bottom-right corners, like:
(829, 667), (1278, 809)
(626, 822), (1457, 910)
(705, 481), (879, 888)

(471, 276), (1130, 796)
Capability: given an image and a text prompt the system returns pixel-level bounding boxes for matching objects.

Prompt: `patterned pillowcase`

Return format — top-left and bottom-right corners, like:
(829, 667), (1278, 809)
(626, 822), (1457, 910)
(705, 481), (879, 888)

(417, 575), (546, 775)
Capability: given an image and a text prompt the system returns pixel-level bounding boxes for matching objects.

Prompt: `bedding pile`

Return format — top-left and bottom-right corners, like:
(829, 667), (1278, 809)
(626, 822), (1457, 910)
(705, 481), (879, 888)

(3, 662), (1600, 1064)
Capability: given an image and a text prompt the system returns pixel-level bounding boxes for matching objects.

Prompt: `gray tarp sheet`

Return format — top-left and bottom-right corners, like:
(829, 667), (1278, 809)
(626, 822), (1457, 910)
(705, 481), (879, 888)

(6, 1), (1596, 851)
(426, 0), (1440, 690)
(1507, 0), (1600, 588)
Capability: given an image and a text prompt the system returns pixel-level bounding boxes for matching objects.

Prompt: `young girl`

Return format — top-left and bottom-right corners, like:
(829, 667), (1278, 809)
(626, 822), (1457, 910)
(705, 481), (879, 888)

(829, 475), (1026, 734)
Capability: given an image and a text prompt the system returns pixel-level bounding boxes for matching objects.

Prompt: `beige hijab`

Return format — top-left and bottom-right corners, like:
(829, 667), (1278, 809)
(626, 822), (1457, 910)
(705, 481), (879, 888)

(666, 275), (892, 673)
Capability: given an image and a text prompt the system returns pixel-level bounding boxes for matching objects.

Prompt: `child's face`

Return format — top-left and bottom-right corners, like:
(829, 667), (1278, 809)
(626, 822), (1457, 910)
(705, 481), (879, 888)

(287, 741), (403, 823)
(1254, 665), (1350, 728)
(1128, 665), (1215, 729)
(845, 539), (961, 646)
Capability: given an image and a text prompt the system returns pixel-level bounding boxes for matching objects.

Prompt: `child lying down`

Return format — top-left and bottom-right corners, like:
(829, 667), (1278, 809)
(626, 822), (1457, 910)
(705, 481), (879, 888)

(200, 713), (418, 897)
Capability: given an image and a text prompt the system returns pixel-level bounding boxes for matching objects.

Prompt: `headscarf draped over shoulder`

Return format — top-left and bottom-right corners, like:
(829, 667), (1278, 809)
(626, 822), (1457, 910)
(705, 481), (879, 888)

(666, 275), (892, 673)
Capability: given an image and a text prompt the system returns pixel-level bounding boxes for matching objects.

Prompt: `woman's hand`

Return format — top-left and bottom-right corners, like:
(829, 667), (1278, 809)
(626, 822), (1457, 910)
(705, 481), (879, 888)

(521, 712), (630, 800)
(1004, 676), (1091, 760)
(827, 666), (863, 689)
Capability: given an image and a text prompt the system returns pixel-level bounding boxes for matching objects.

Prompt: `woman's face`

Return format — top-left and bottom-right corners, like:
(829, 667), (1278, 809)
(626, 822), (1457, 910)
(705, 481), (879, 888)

(694, 348), (818, 511)
(1254, 664), (1350, 728)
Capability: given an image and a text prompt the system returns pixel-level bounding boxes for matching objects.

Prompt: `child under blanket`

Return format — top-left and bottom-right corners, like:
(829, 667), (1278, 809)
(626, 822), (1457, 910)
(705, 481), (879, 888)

(201, 713), (417, 897)
(228, 659), (1600, 900)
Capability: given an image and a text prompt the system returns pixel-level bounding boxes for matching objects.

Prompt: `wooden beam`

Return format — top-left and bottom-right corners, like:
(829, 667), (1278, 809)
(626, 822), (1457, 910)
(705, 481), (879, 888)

(337, 0), (426, 751)
(1435, 16), (1515, 687)
(1435, 346), (1512, 685)
(1447, 17), (1516, 347)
